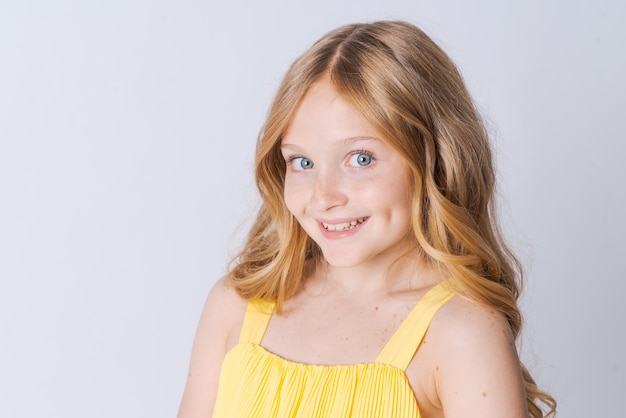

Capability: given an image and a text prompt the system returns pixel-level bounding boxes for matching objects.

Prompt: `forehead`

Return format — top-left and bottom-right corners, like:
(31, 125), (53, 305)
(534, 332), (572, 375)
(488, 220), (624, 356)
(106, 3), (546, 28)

(281, 79), (381, 148)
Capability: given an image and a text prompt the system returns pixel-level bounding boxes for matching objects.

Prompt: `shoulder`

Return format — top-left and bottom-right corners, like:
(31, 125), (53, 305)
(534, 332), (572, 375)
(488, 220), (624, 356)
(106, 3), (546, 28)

(177, 276), (248, 418)
(199, 276), (249, 350)
(411, 294), (528, 418)
(430, 294), (515, 349)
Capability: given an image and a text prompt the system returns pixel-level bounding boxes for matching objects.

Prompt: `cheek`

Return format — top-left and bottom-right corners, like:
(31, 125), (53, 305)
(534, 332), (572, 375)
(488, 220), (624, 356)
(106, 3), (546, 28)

(283, 176), (306, 217)
(389, 189), (413, 221)
(374, 173), (413, 224)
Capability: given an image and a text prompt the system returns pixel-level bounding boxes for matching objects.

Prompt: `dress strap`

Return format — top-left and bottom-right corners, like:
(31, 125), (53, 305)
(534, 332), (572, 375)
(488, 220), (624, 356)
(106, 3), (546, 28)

(376, 282), (455, 370)
(238, 298), (276, 344)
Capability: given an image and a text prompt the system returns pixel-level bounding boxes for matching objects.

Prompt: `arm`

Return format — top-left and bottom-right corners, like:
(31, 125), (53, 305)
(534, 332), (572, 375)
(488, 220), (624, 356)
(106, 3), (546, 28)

(177, 277), (247, 418)
(426, 298), (528, 418)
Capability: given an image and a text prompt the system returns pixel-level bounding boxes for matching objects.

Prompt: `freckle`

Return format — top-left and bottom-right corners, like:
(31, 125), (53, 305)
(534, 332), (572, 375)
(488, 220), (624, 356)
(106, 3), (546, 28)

(482, 392), (487, 397)
(436, 366), (439, 371)
(375, 306), (379, 311)
(384, 328), (388, 333)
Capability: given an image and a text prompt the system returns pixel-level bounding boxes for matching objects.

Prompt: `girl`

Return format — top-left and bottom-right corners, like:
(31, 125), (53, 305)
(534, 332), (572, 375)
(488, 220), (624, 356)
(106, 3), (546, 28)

(178, 20), (556, 418)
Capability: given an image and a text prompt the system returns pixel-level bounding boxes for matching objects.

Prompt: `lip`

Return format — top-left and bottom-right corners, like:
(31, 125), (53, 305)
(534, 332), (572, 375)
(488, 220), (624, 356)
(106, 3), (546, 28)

(316, 216), (369, 240)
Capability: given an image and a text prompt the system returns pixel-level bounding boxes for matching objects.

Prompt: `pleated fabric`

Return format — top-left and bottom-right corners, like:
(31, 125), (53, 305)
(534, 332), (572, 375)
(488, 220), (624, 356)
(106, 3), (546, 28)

(211, 283), (454, 418)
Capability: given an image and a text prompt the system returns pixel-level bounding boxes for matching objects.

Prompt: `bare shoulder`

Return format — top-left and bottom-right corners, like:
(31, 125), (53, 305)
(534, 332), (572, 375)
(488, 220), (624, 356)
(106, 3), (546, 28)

(205, 275), (248, 309)
(201, 276), (249, 345)
(177, 276), (248, 418)
(429, 294), (515, 347)
(414, 295), (528, 418)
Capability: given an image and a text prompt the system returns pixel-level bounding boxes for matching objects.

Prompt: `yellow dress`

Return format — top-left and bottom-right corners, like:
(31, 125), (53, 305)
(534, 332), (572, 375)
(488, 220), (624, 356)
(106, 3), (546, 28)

(212, 283), (454, 417)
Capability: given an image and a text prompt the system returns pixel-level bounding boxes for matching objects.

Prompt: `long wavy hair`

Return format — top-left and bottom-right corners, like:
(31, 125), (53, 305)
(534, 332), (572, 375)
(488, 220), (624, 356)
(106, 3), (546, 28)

(228, 20), (555, 417)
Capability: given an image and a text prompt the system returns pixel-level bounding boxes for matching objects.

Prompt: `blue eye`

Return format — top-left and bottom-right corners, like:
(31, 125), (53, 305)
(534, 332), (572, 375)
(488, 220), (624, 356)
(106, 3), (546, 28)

(349, 152), (373, 167)
(292, 157), (314, 170)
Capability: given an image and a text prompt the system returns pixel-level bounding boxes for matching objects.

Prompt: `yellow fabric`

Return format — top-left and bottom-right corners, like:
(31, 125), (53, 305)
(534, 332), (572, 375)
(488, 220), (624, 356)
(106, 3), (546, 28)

(212, 283), (454, 417)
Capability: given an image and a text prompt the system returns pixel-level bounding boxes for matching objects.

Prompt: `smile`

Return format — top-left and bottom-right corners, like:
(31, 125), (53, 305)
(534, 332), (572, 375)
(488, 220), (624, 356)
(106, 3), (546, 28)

(321, 217), (368, 232)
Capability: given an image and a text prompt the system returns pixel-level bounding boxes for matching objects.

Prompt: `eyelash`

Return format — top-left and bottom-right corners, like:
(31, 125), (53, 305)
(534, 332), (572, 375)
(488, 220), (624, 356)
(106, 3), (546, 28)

(284, 155), (306, 165)
(283, 149), (376, 169)
(284, 155), (312, 172)
(349, 149), (375, 163)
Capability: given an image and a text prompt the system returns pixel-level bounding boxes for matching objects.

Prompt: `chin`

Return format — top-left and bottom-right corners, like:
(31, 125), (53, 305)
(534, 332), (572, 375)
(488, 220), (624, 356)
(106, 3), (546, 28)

(319, 248), (371, 269)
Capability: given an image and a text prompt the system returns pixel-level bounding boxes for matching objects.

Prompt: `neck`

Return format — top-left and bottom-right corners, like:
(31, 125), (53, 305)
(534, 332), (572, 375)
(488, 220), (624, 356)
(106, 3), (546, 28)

(310, 252), (438, 297)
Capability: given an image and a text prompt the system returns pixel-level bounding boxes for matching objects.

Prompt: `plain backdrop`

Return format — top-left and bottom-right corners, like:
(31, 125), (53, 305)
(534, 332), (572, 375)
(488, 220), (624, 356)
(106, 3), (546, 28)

(1, 1), (624, 417)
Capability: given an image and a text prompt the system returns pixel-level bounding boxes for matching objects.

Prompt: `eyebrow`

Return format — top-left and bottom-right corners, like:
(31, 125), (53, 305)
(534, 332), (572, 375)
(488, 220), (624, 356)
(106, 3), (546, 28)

(280, 136), (382, 150)
(340, 136), (382, 145)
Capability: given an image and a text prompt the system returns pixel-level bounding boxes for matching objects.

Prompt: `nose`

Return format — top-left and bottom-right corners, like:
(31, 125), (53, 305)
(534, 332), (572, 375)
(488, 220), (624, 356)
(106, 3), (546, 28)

(310, 168), (348, 211)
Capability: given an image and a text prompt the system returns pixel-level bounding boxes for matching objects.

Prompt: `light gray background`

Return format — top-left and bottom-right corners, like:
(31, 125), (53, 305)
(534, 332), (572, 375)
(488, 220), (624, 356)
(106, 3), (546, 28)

(1, 1), (624, 417)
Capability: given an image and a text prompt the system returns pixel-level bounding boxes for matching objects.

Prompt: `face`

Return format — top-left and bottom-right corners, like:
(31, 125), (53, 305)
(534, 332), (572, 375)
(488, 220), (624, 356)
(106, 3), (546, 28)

(280, 79), (414, 269)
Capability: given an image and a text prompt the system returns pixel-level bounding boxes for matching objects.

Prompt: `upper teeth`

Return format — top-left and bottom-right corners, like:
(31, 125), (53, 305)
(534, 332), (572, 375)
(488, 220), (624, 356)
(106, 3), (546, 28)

(322, 217), (367, 231)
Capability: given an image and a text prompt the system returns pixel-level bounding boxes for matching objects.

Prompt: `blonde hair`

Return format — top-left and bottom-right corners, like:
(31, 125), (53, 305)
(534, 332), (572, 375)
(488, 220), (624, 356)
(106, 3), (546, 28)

(229, 20), (555, 417)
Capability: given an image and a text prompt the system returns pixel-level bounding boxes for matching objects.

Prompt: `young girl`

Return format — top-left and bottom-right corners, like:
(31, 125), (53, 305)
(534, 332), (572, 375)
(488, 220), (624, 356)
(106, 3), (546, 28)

(178, 21), (556, 418)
